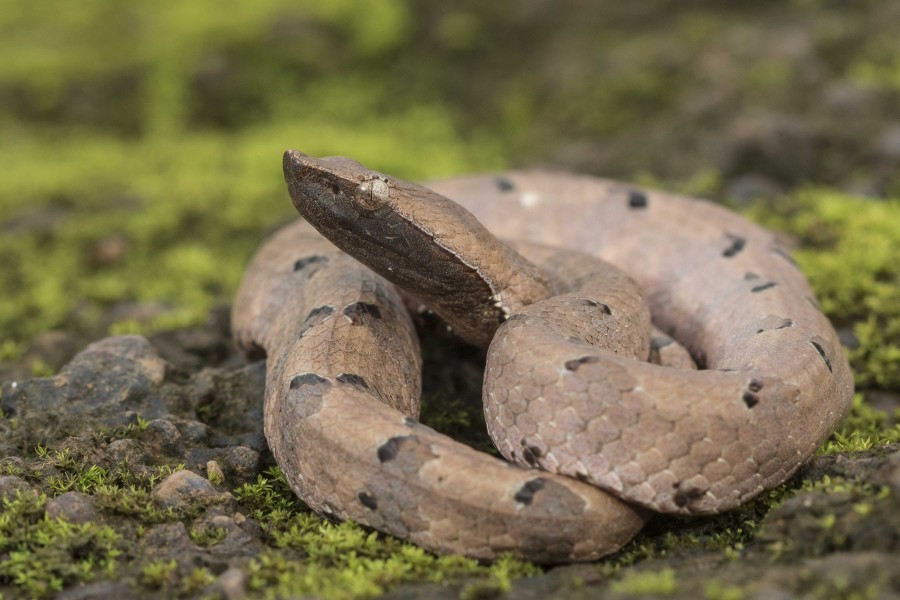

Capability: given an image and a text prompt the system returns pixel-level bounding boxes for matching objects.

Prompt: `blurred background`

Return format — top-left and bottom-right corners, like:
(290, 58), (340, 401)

(1, 0), (899, 361)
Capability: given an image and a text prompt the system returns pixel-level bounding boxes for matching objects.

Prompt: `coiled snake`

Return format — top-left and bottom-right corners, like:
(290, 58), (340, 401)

(231, 151), (854, 563)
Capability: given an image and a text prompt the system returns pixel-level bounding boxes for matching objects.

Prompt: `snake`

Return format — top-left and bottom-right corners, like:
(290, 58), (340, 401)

(231, 150), (854, 563)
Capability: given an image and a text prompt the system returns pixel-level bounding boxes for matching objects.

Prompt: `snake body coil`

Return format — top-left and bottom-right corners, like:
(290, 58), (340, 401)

(231, 151), (854, 562)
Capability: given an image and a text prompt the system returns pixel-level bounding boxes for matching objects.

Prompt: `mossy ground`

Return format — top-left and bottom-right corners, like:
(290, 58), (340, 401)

(1, 1), (899, 598)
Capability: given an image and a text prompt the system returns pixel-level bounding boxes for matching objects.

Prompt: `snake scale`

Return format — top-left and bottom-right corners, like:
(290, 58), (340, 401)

(231, 150), (854, 563)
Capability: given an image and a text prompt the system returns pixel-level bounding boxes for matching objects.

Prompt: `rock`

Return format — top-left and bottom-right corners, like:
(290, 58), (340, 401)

(140, 521), (201, 555)
(0, 336), (170, 447)
(0, 475), (36, 501)
(143, 419), (184, 457)
(152, 469), (221, 510)
(105, 438), (148, 465)
(799, 443), (900, 483)
(191, 361), (266, 445)
(213, 567), (246, 600)
(872, 448), (900, 495)
(219, 446), (263, 482)
(46, 491), (100, 524)
(206, 460), (225, 484)
(198, 512), (265, 557)
(178, 419), (210, 445)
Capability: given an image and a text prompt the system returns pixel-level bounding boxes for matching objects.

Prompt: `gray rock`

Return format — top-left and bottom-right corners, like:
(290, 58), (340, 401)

(152, 469), (220, 510)
(46, 491), (100, 524)
(213, 567), (246, 600)
(143, 418), (183, 457)
(0, 475), (36, 501)
(139, 521), (201, 555)
(0, 336), (170, 447)
(105, 438), (148, 465)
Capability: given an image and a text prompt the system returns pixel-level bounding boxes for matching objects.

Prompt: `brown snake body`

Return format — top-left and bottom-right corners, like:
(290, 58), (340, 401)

(231, 151), (854, 562)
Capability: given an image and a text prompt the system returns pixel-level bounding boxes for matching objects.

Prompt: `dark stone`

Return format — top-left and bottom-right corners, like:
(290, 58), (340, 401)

(143, 419), (184, 457)
(139, 521), (201, 555)
(46, 491), (100, 524)
(0, 336), (170, 448)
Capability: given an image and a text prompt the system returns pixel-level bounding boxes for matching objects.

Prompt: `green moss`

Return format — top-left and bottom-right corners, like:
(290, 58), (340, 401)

(820, 394), (900, 454)
(704, 580), (745, 600)
(234, 468), (539, 599)
(189, 523), (227, 547)
(610, 567), (677, 596)
(140, 558), (178, 590)
(799, 475), (891, 500)
(0, 493), (122, 599)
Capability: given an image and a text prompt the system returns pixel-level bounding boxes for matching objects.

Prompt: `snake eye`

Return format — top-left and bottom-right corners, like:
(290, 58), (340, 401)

(354, 178), (390, 210)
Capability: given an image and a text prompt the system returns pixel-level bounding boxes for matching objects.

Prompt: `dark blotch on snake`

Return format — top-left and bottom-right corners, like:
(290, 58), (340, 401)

(565, 356), (601, 371)
(628, 190), (648, 208)
(521, 443), (543, 466)
(743, 392), (759, 408)
(744, 272), (760, 280)
(377, 436), (411, 463)
(723, 235), (746, 257)
(293, 255), (327, 271)
(759, 318), (793, 333)
(673, 482), (706, 508)
(343, 302), (382, 324)
(495, 177), (515, 191)
(337, 373), (369, 389)
(358, 492), (377, 510)
(289, 373), (330, 390)
(514, 478), (547, 505)
(752, 282), (777, 293)
(748, 379), (764, 393)
(810, 340), (833, 373)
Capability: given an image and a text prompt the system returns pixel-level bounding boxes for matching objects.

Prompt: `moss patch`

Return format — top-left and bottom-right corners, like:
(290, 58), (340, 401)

(0, 493), (122, 599)
(235, 468), (540, 599)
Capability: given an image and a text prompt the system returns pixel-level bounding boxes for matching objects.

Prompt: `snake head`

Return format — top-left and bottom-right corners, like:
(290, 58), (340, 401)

(283, 150), (393, 220)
